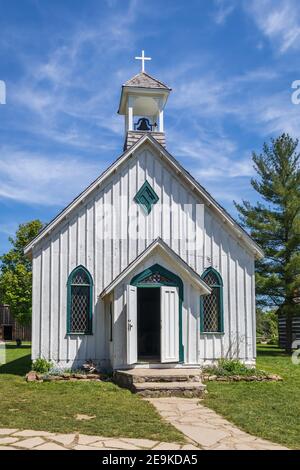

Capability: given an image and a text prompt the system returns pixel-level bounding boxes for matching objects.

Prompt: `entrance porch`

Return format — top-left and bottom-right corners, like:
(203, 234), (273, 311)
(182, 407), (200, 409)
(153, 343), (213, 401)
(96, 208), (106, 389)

(113, 368), (206, 397)
(100, 238), (211, 371)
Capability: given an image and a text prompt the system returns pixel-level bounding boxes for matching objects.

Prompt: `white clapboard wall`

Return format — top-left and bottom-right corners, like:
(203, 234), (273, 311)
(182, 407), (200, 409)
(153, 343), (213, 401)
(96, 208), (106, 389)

(31, 143), (256, 367)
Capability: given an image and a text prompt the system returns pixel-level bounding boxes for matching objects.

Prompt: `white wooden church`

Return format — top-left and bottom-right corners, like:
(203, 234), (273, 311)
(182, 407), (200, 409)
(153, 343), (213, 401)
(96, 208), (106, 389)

(25, 52), (263, 372)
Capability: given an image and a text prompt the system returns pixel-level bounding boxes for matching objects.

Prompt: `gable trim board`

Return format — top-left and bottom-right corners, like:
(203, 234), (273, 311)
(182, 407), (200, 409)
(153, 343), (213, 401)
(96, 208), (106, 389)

(24, 134), (263, 259)
(100, 237), (211, 299)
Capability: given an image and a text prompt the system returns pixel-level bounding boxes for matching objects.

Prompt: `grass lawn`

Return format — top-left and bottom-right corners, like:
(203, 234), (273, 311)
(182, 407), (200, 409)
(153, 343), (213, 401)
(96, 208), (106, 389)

(203, 344), (300, 449)
(0, 343), (183, 443)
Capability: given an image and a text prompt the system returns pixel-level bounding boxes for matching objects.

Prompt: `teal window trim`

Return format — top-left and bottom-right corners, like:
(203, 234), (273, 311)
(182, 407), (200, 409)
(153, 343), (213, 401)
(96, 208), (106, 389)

(200, 267), (224, 334)
(67, 265), (93, 335)
(134, 180), (159, 214)
(131, 263), (184, 362)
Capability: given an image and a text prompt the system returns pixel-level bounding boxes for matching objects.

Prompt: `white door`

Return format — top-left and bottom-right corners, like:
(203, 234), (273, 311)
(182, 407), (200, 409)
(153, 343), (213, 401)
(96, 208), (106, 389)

(127, 285), (137, 365)
(160, 286), (179, 363)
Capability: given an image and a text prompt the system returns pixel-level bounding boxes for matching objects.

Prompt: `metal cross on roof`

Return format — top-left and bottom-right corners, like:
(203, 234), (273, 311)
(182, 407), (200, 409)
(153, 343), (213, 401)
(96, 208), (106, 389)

(135, 50), (151, 72)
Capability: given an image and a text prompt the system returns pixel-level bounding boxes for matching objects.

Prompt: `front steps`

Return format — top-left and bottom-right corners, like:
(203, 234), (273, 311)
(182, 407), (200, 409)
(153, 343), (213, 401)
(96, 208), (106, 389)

(113, 368), (206, 397)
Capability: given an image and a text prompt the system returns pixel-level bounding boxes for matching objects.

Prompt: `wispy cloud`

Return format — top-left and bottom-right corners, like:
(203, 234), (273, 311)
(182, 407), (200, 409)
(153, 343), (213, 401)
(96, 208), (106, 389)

(9, 0), (141, 151)
(167, 60), (298, 141)
(213, 0), (236, 24)
(0, 223), (18, 237)
(0, 147), (101, 206)
(244, 0), (300, 53)
(1, 0), (299, 217)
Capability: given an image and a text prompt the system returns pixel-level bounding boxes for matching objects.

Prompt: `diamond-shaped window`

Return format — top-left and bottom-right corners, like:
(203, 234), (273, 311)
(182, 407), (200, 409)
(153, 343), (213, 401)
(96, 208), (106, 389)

(134, 180), (159, 214)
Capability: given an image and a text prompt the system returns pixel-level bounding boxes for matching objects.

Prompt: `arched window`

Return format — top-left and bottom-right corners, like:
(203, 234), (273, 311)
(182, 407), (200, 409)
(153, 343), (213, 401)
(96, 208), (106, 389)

(67, 266), (93, 335)
(200, 268), (224, 333)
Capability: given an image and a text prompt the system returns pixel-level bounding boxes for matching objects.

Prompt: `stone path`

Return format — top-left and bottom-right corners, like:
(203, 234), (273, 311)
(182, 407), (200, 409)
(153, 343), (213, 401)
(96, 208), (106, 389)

(0, 399), (289, 451)
(0, 429), (196, 451)
(147, 397), (288, 450)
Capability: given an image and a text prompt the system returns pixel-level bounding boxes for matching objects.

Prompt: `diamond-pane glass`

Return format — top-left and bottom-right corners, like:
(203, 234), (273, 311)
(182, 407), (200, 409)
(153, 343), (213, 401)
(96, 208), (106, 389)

(70, 285), (90, 333)
(202, 287), (220, 332)
(69, 268), (92, 334)
(203, 271), (218, 287)
(142, 272), (172, 284)
(72, 269), (90, 285)
(202, 271), (221, 332)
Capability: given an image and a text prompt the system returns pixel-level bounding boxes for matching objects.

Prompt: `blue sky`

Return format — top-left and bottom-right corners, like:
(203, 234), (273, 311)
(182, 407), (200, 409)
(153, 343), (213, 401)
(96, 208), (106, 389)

(1, 0), (300, 255)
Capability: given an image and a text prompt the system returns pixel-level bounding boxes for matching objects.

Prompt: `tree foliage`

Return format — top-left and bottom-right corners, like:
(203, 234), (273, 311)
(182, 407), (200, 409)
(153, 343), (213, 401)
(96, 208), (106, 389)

(235, 134), (300, 351)
(256, 309), (278, 344)
(0, 220), (43, 325)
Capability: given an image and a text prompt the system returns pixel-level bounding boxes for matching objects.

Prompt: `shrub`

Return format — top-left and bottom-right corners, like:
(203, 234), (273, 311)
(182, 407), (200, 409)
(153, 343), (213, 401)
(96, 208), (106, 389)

(218, 359), (249, 375)
(32, 358), (53, 374)
(204, 359), (266, 377)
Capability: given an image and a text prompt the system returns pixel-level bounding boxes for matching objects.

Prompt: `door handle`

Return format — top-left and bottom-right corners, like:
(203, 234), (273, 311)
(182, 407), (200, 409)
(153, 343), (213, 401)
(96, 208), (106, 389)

(128, 320), (133, 331)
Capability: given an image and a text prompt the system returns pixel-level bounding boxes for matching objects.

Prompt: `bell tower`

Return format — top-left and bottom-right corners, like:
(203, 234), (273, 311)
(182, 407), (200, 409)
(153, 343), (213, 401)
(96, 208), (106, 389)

(118, 50), (171, 150)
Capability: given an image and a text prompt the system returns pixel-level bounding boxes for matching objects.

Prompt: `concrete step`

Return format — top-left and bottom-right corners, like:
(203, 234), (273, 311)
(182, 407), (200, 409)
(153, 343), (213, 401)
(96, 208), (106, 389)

(132, 381), (206, 398)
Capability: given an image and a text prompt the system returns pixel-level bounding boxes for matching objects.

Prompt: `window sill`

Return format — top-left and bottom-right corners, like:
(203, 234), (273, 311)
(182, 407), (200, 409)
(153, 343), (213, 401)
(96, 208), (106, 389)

(200, 332), (225, 335)
(67, 332), (93, 336)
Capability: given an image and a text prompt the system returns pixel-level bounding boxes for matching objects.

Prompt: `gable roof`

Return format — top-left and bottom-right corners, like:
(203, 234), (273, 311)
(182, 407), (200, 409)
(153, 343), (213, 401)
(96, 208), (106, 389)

(24, 133), (263, 259)
(100, 238), (211, 298)
(123, 72), (171, 90)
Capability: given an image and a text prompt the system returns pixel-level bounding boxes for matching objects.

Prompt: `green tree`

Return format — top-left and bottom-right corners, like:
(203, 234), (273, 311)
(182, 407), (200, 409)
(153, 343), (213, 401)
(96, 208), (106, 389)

(256, 308), (278, 344)
(235, 134), (300, 353)
(0, 220), (43, 325)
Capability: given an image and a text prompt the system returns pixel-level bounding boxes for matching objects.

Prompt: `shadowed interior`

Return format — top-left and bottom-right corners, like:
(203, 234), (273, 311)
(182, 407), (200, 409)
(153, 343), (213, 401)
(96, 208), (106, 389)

(137, 287), (160, 361)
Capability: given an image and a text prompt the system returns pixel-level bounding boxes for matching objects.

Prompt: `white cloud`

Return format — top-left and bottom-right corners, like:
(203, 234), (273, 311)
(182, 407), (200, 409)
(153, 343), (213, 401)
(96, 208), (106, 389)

(9, 0), (141, 150)
(168, 65), (278, 122)
(0, 223), (18, 236)
(213, 0), (236, 24)
(0, 147), (102, 206)
(168, 126), (237, 161)
(196, 159), (254, 180)
(248, 91), (300, 136)
(244, 0), (300, 53)
(167, 61), (299, 141)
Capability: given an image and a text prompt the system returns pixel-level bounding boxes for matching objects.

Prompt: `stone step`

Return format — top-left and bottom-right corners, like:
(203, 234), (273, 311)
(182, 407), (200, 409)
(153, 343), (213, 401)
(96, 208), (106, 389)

(138, 374), (201, 383)
(132, 381), (206, 398)
(113, 368), (202, 386)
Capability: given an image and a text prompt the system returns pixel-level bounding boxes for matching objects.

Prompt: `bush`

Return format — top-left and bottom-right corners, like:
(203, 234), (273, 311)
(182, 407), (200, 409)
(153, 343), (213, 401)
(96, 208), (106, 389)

(218, 359), (250, 375)
(32, 358), (53, 374)
(204, 359), (266, 377)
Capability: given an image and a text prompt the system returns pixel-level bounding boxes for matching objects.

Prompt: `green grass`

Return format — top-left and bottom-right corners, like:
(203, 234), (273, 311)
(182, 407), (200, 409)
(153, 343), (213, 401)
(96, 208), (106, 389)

(0, 343), (183, 443)
(3, 343), (299, 448)
(203, 344), (300, 449)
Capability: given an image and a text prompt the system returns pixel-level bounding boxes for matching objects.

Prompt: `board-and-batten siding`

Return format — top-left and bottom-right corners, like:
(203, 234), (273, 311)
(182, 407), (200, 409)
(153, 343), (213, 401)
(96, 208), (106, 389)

(31, 144), (256, 366)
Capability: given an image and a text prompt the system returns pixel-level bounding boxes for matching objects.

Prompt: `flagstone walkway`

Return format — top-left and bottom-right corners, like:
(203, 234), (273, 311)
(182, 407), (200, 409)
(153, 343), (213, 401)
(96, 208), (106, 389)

(0, 399), (289, 451)
(0, 428), (196, 451)
(147, 397), (288, 450)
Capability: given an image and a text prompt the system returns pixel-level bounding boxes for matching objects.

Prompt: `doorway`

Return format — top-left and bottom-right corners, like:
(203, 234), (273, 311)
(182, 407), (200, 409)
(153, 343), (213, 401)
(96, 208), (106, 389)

(3, 325), (13, 341)
(137, 288), (160, 361)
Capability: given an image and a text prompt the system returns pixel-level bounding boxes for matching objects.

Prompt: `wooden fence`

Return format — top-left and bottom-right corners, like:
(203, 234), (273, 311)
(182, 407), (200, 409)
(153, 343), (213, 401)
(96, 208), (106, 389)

(278, 313), (300, 349)
(0, 304), (31, 341)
